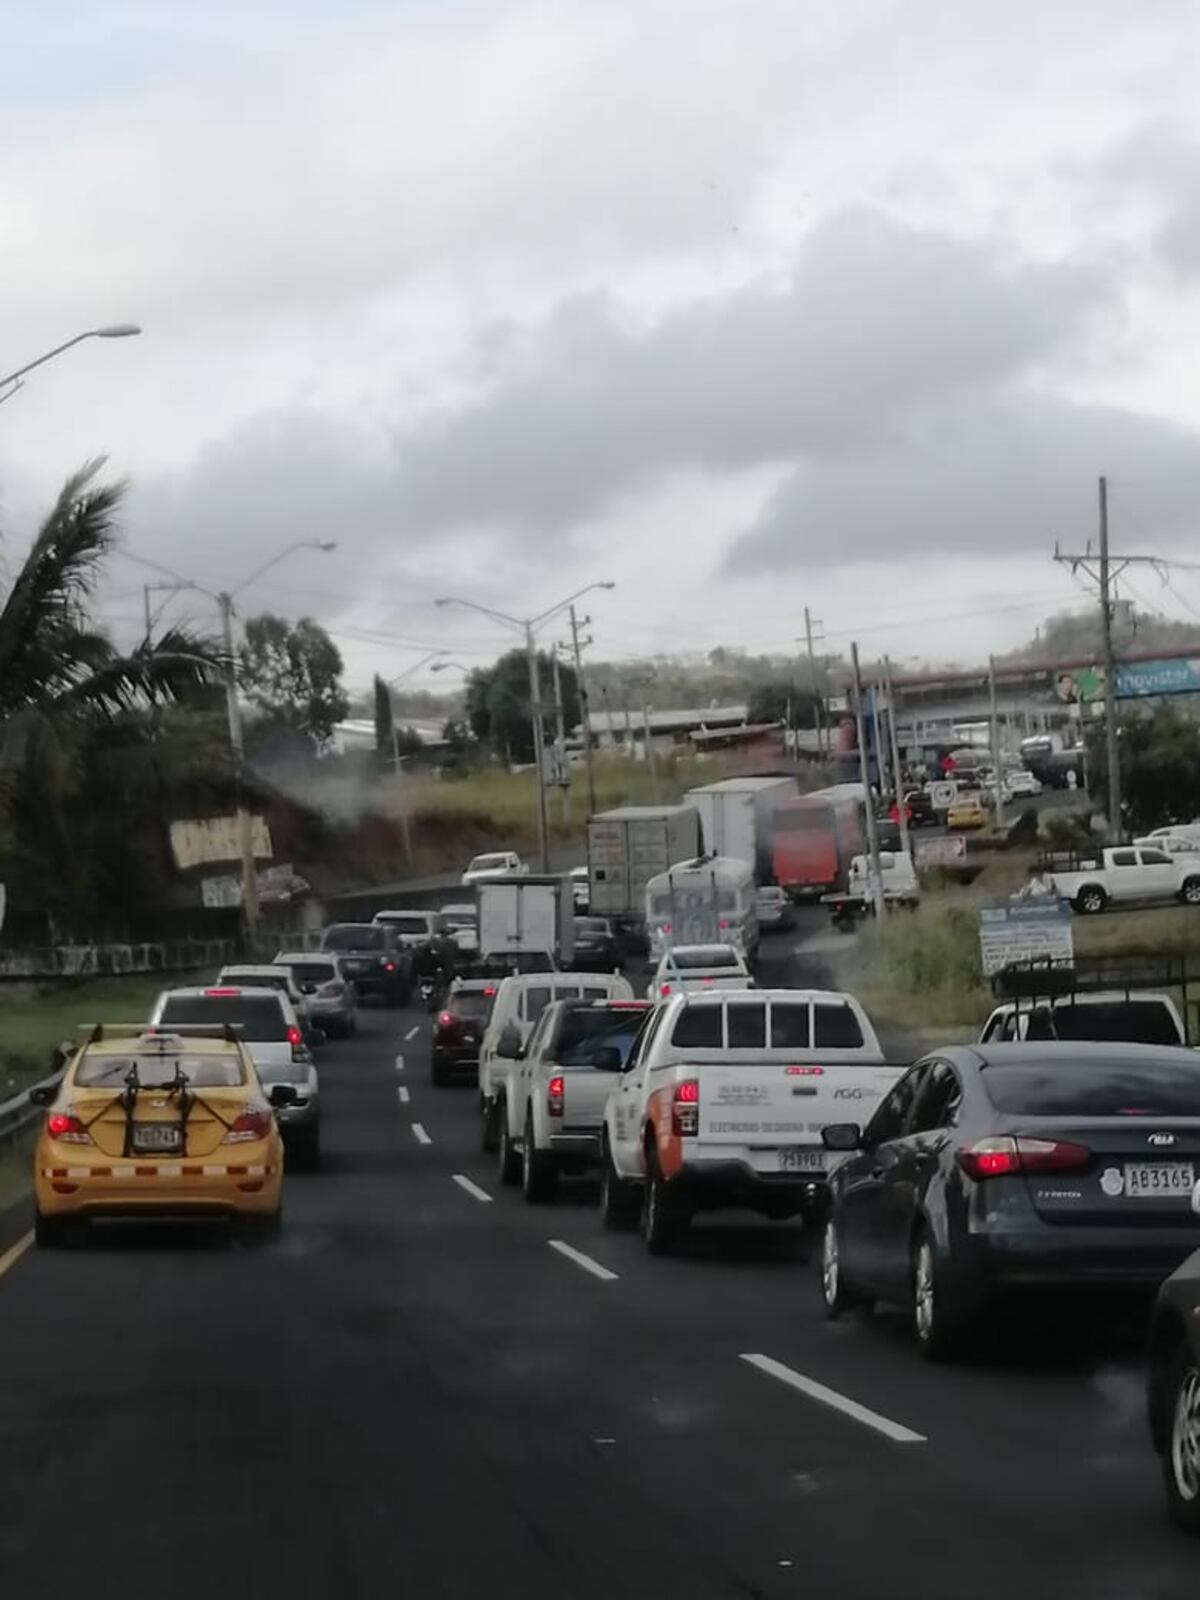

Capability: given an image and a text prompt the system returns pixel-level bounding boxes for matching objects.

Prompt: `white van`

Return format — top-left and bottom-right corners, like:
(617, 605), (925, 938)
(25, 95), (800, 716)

(599, 987), (896, 1250)
(478, 969), (634, 1150)
(645, 855), (758, 963)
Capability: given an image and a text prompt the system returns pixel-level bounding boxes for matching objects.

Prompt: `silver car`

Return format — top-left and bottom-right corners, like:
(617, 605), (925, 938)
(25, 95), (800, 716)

(149, 985), (322, 1170)
(274, 951), (358, 1038)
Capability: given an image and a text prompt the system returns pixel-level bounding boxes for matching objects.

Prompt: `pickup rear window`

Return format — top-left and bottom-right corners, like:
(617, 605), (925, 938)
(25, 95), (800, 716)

(670, 1000), (866, 1050)
(553, 1010), (645, 1068)
(1049, 1001), (1182, 1046)
(983, 1059), (1200, 1116)
(158, 994), (289, 1042)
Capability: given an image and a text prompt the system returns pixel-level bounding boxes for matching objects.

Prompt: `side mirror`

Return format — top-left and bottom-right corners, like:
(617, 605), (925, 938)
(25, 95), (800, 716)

(821, 1122), (863, 1152)
(592, 1046), (623, 1072)
(268, 1084), (298, 1108)
(28, 1083), (57, 1107)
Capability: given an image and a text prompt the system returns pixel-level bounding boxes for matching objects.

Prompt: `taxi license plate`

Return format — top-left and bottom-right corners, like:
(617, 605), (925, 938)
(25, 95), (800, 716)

(779, 1148), (825, 1173)
(132, 1125), (183, 1154)
(1123, 1161), (1194, 1197)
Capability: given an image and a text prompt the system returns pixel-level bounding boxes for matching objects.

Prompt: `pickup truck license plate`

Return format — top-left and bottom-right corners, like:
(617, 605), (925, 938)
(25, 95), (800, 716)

(1123, 1161), (1194, 1197)
(779, 1148), (825, 1173)
(132, 1125), (183, 1154)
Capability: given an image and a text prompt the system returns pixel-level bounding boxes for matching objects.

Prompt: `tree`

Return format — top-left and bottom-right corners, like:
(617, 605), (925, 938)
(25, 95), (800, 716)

(239, 613), (349, 747)
(746, 682), (822, 727)
(1086, 705), (1200, 835)
(465, 648), (580, 763)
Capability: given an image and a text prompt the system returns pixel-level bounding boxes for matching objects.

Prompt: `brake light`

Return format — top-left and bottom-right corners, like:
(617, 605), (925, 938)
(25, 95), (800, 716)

(286, 1026), (303, 1048)
(547, 1075), (565, 1118)
(956, 1136), (1091, 1181)
(46, 1111), (91, 1145)
(718, 919), (729, 930)
(483, 986), (496, 996)
(661, 983), (671, 996)
(661, 922), (672, 934)
(382, 960), (396, 973)
(672, 1079), (699, 1137)
(786, 1065), (824, 1076)
(205, 987), (240, 997)
(223, 1109), (273, 1144)
(437, 1011), (456, 1029)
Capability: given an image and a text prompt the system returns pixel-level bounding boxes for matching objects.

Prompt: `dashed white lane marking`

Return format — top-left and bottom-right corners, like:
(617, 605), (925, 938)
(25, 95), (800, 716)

(397, 1086), (410, 1105)
(739, 1353), (926, 1445)
(452, 1174), (493, 1204)
(411, 1122), (432, 1146)
(404, 1025), (420, 1041)
(394, 1055), (405, 1071)
(548, 1239), (619, 1282)
(0, 1232), (34, 1283)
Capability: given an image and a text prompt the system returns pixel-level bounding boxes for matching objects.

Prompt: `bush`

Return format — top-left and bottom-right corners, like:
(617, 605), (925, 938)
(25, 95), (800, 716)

(852, 893), (991, 1028)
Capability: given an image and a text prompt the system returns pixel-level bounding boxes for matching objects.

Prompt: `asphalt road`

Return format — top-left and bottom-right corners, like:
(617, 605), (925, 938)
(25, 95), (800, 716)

(0, 993), (1195, 1599)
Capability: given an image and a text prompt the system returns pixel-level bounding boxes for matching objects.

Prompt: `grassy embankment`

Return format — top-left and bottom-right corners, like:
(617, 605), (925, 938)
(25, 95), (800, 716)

(851, 890), (1200, 1055)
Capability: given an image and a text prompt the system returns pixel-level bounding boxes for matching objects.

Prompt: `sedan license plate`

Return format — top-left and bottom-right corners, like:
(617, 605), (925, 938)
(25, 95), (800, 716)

(132, 1124), (183, 1154)
(779, 1148), (825, 1173)
(1123, 1161), (1195, 1197)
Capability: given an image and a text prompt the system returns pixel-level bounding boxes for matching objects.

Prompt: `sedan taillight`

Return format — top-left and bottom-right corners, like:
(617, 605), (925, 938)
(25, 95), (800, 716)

(956, 1135), (1091, 1181)
(46, 1111), (91, 1145)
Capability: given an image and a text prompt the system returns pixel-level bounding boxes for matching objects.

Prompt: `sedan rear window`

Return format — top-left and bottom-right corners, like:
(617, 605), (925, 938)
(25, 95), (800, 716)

(1049, 1002), (1182, 1047)
(449, 990), (495, 1024)
(158, 994), (289, 1042)
(282, 961), (337, 985)
(322, 924), (386, 951)
(983, 1059), (1200, 1116)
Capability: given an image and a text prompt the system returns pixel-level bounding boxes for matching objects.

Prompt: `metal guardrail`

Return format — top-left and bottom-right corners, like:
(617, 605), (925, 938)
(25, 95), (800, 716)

(0, 1068), (63, 1151)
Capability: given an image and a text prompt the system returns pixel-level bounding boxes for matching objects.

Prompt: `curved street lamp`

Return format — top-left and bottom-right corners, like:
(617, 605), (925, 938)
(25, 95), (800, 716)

(0, 324), (142, 404)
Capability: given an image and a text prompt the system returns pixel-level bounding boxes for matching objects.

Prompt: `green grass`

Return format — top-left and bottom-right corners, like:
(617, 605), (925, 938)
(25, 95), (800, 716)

(0, 970), (206, 1097)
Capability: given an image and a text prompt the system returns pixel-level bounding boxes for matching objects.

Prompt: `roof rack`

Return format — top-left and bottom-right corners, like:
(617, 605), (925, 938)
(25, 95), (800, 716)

(73, 1022), (243, 1043)
(992, 954), (1200, 1026)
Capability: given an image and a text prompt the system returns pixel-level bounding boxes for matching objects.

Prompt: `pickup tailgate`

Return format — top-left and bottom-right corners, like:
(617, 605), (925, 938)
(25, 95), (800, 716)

(696, 1060), (905, 1173)
(557, 1064), (613, 1130)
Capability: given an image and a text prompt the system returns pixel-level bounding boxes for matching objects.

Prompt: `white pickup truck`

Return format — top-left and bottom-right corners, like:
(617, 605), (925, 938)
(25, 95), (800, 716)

(1044, 845), (1200, 914)
(599, 987), (900, 1251)
(979, 990), (1187, 1045)
(495, 997), (650, 1199)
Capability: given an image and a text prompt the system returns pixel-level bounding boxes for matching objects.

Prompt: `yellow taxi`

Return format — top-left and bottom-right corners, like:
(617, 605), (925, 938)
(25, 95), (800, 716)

(946, 793), (987, 831)
(32, 1024), (287, 1246)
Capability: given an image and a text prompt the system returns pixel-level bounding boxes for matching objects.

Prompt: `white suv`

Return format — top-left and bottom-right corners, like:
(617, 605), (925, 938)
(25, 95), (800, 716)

(600, 988), (895, 1251)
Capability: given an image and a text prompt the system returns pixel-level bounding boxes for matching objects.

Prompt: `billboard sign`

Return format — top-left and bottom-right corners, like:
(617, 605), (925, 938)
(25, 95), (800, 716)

(914, 835), (967, 867)
(978, 897), (1074, 978)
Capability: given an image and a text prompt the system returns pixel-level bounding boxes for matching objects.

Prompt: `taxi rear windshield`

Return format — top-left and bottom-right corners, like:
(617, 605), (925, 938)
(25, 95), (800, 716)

(75, 1052), (247, 1088)
(159, 995), (288, 1041)
(982, 1059), (1200, 1116)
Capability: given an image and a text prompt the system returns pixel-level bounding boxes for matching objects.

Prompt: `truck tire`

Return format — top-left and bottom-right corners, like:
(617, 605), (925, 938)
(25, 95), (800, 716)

(600, 1137), (641, 1228)
(497, 1102), (521, 1186)
(521, 1113), (558, 1203)
(1075, 885), (1107, 914)
(643, 1148), (689, 1255)
(480, 1095), (499, 1152)
(1181, 877), (1200, 906)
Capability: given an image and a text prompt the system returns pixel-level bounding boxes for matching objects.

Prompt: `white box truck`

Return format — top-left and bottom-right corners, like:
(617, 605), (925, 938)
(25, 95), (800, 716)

(476, 875), (575, 966)
(588, 805), (702, 932)
(683, 776), (797, 883)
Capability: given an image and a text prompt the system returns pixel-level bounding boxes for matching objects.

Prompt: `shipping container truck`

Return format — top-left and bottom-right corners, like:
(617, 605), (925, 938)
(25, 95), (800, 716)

(683, 776), (798, 883)
(476, 875), (575, 966)
(772, 788), (866, 898)
(587, 806), (702, 936)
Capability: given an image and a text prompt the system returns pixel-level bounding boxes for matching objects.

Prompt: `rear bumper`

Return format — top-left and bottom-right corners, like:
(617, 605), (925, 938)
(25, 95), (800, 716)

(35, 1160), (282, 1218)
(673, 1158), (828, 1218)
(433, 1044), (481, 1078)
(966, 1227), (1200, 1290)
(547, 1131), (602, 1164)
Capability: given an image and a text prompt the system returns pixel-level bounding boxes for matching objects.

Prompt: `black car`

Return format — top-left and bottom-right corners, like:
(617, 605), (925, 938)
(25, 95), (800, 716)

(904, 789), (936, 828)
(320, 923), (411, 1006)
(431, 978), (498, 1086)
(570, 916), (620, 974)
(1148, 1242), (1200, 1535)
(819, 1042), (1200, 1360)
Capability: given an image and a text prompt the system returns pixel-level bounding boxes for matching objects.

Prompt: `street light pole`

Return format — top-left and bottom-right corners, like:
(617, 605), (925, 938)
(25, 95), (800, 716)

(0, 323), (141, 402)
(387, 651), (446, 862)
(568, 605), (597, 818)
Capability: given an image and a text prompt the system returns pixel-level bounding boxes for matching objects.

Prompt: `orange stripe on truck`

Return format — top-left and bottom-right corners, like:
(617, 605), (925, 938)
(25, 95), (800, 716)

(645, 1084), (686, 1179)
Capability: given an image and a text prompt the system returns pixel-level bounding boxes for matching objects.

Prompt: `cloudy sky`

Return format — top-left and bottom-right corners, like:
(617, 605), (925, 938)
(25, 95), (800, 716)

(4, 0), (1200, 695)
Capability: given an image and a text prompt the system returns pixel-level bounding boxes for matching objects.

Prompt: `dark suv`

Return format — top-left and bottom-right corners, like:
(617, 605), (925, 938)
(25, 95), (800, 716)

(320, 923), (411, 1006)
(432, 979), (498, 1086)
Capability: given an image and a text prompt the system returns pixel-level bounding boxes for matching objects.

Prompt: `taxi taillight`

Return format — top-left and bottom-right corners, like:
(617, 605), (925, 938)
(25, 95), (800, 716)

(223, 1109), (273, 1145)
(46, 1111), (91, 1145)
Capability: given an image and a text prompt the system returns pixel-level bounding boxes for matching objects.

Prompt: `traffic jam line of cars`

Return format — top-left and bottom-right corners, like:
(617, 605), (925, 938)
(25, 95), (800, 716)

(414, 941), (1200, 1537)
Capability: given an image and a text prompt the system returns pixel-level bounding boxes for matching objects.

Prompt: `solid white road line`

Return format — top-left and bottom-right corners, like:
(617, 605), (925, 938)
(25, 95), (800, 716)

(739, 1354), (926, 1445)
(397, 1085), (411, 1105)
(411, 1122), (433, 1146)
(452, 1174), (493, 1204)
(394, 1055), (405, 1072)
(404, 1025), (420, 1041)
(0, 1232), (34, 1283)
(548, 1239), (619, 1282)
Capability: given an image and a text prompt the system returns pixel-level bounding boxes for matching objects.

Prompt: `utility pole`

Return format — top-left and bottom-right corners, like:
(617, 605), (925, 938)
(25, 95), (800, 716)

(1053, 475), (1164, 841)
(851, 642), (884, 917)
(551, 646), (569, 827)
(389, 717), (413, 864)
(568, 605), (597, 818)
(143, 584), (152, 640)
(622, 697), (635, 758)
(525, 624), (551, 873)
(882, 656), (910, 857)
(803, 607), (825, 756)
(641, 694), (661, 803)
(871, 680), (889, 801)
(218, 593), (259, 936)
(988, 654), (1005, 832)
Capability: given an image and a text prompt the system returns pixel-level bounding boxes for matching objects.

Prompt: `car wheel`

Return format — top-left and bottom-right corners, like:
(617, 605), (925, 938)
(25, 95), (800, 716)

(1163, 1342), (1200, 1535)
(600, 1139), (641, 1229)
(522, 1113), (558, 1203)
(34, 1210), (73, 1249)
(643, 1148), (688, 1255)
(497, 1103), (521, 1186)
(1182, 877), (1200, 907)
(820, 1216), (871, 1318)
(1076, 886), (1107, 914)
(911, 1231), (968, 1362)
